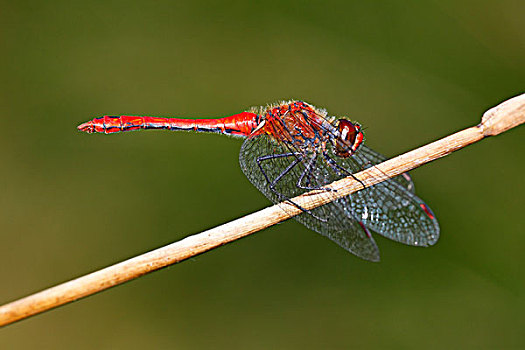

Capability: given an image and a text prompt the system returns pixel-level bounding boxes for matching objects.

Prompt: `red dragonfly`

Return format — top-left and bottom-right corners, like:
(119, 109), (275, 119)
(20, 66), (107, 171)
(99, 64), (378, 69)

(78, 100), (439, 261)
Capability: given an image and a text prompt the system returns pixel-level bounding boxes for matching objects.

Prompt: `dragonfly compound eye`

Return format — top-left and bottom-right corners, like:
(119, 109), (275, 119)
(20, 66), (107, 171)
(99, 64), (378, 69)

(335, 119), (364, 157)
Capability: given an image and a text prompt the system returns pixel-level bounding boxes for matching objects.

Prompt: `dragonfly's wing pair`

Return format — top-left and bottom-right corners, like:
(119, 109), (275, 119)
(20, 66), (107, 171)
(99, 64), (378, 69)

(239, 134), (439, 261)
(240, 134), (381, 261)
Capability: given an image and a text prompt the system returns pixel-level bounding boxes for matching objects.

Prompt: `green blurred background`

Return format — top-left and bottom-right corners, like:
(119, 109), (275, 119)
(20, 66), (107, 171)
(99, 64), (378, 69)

(1, 0), (524, 348)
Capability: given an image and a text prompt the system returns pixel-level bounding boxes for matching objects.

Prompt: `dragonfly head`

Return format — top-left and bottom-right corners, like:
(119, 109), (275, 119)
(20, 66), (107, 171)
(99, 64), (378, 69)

(334, 119), (364, 158)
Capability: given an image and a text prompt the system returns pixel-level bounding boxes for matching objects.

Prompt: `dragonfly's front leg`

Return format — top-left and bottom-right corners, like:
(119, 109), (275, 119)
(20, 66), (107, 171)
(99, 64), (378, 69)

(322, 151), (366, 190)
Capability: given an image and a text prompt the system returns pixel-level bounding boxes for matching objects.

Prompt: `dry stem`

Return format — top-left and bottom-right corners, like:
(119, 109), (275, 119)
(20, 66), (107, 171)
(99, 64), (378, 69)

(0, 93), (523, 327)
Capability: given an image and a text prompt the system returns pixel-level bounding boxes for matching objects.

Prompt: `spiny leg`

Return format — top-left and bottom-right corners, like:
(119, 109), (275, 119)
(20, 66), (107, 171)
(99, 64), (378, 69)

(256, 152), (328, 222)
(296, 153), (336, 192)
(296, 153), (318, 190)
(256, 152), (302, 189)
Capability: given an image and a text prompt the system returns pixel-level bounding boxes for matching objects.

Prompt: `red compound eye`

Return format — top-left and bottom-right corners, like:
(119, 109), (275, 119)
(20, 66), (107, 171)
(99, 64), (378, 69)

(335, 119), (364, 157)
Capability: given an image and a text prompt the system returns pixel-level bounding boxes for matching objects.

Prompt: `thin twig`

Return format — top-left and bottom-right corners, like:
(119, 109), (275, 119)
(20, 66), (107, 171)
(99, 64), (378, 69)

(1, 93), (523, 327)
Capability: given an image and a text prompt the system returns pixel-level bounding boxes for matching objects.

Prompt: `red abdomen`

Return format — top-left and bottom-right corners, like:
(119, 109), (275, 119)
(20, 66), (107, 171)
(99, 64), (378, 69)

(78, 112), (259, 137)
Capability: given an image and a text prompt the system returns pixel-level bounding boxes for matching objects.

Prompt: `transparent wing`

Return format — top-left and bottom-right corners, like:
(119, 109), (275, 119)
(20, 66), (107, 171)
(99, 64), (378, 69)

(337, 144), (440, 246)
(239, 134), (380, 261)
(239, 134), (440, 258)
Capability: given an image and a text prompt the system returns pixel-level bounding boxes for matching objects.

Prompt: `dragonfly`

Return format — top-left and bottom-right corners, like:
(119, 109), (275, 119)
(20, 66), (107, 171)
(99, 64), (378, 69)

(78, 100), (439, 261)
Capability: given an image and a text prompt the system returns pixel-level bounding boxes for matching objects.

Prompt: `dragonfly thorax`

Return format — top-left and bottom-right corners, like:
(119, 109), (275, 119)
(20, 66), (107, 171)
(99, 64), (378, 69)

(250, 100), (364, 157)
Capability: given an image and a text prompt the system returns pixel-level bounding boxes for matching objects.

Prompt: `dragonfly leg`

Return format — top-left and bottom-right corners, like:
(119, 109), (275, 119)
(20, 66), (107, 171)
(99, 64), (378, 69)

(256, 152), (329, 222)
(322, 151), (366, 190)
(296, 153), (336, 192)
(256, 152), (301, 188)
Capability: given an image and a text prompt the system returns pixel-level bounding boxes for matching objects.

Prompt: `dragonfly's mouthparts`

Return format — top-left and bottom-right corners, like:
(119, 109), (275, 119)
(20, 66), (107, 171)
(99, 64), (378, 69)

(77, 120), (95, 133)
